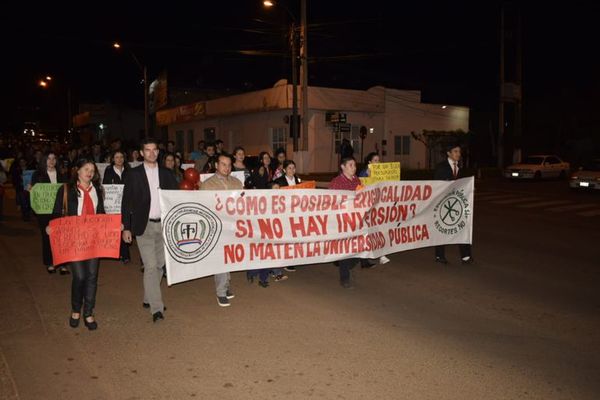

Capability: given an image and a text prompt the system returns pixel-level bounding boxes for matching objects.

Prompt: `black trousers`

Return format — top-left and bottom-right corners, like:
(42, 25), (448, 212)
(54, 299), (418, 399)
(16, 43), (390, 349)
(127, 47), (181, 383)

(338, 258), (358, 283)
(70, 259), (100, 317)
(36, 214), (53, 267)
(435, 244), (471, 260)
(120, 240), (130, 260)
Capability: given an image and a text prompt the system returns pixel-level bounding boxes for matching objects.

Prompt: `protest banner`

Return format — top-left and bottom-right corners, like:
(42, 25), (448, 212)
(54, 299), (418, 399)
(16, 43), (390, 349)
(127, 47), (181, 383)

(200, 171), (245, 183)
(159, 177), (474, 285)
(96, 163), (110, 180)
(30, 183), (62, 214)
(49, 214), (121, 265)
(22, 170), (35, 188)
(103, 184), (124, 214)
(360, 162), (401, 186)
(280, 181), (317, 189)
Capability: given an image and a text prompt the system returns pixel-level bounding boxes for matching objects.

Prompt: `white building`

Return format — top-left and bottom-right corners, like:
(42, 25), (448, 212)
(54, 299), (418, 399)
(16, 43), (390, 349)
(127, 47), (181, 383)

(157, 83), (469, 173)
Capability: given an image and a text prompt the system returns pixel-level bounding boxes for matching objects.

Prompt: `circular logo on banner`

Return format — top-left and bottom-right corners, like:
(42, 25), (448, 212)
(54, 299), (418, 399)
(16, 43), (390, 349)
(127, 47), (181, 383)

(433, 189), (471, 235)
(163, 202), (222, 264)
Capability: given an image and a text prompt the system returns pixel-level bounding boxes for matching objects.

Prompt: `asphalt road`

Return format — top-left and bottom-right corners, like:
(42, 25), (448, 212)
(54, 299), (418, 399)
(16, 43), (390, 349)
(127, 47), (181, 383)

(0, 179), (598, 400)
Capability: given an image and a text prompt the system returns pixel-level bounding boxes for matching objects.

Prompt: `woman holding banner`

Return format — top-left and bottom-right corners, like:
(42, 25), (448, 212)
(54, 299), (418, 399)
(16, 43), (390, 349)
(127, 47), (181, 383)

(31, 151), (69, 274)
(252, 151), (273, 189)
(102, 150), (130, 264)
(48, 158), (105, 330)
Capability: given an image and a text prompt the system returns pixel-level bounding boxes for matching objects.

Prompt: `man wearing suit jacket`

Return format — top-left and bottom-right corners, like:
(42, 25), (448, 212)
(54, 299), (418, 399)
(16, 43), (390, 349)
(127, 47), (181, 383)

(434, 143), (473, 265)
(121, 138), (178, 323)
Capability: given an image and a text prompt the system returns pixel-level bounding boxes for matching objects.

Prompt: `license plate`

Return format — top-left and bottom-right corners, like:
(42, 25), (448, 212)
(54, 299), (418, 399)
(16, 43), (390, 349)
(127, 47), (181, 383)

(580, 182), (590, 187)
(512, 172), (519, 177)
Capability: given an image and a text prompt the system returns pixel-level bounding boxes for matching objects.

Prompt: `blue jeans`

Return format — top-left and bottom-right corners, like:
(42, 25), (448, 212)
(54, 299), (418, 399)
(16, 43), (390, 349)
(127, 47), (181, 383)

(338, 258), (358, 283)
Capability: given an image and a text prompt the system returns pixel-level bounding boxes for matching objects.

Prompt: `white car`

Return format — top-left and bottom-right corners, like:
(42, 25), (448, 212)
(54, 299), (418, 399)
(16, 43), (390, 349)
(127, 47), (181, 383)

(569, 159), (600, 190)
(504, 155), (570, 180)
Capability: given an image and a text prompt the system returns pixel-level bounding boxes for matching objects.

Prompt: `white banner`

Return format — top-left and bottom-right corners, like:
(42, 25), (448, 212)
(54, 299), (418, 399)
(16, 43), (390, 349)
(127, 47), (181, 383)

(103, 184), (124, 214)
(159, 178), (474, 285)
(96, 163), (110, 181)
(182, 163), (195, 171)
(200, 171), (245, 183)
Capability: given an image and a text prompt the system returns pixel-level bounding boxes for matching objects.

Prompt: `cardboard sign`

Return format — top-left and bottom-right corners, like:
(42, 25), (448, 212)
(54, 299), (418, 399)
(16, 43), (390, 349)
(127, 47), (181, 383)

(96, 163), (110, 181)
(49, 214), (121, 265)
(30, 183), (62, 214)
(280, 181), (317, 189)
(360, 162), (401, 186)
(103, 184), (124, 214)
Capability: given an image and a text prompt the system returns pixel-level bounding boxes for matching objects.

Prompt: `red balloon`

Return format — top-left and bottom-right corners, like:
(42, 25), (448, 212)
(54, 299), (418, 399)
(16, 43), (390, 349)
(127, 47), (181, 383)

(184, 168), (200, 184)
(179, 179), (195, 190)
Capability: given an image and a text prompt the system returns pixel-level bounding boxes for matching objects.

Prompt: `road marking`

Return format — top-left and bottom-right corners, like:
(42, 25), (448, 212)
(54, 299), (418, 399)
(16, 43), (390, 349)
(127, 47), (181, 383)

(546, 203), (599, 212)
(516, 200), (572, 209)
(577, 209), (600, 217)
(490, 197), (541, 205)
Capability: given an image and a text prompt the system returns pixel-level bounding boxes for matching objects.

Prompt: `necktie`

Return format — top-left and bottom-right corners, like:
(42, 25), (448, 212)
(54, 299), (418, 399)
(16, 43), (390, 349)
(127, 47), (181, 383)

(453, 162), (458, 178)
(78, 184), (95, 215)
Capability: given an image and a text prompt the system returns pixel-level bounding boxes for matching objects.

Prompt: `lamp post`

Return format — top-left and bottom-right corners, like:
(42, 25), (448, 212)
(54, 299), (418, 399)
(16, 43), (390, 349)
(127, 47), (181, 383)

(113, 42), (149, 138)
(264, 0), (307, 153)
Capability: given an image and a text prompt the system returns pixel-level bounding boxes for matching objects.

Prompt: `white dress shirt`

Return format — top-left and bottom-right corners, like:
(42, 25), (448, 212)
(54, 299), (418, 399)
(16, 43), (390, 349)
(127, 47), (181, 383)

(76, 185), (99, 216)
(285, 175), (297, 186)
(145, 163), (161, 219)
(47, 170), (57, 184)
(113, 165), (123, 179)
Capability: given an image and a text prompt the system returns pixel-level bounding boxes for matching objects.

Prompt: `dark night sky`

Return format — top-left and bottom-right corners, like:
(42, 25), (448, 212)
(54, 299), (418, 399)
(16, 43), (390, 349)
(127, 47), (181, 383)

(1, 1), (599, 152)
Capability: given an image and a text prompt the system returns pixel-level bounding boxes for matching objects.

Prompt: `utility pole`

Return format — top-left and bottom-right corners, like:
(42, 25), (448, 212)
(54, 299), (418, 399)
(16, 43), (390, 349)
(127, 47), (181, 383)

(498, 4), (505, 169)
(514, 8), (523, 164)
(290, 23), (299, 151)
(300, 0), (308, 151)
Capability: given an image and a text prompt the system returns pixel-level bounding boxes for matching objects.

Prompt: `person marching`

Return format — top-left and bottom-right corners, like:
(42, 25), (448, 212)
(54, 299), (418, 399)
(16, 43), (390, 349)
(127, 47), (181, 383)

(434, 143), (473, 265)
(103, 150), (131, 264)
(49, 158), (105, 330)
(121, 138), (178, 323)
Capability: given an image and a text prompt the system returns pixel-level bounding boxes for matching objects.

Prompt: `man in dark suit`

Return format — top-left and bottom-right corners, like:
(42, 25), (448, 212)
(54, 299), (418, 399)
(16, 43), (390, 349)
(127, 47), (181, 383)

(121, 138), (178, 323)
(434, 143), (473, 265)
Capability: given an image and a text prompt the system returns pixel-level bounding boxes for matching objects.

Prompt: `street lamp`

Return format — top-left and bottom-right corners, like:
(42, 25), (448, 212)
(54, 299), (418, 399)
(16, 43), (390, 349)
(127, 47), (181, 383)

(39, 80), (48, 88)
(36, 75), (73, 142)
(264, 0), (308, 153)
(113, 42), (149, 137)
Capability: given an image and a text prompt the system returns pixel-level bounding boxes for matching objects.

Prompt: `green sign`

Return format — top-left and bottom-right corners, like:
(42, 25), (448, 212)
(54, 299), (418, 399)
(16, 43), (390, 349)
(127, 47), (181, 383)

(31, 183), (62, 214)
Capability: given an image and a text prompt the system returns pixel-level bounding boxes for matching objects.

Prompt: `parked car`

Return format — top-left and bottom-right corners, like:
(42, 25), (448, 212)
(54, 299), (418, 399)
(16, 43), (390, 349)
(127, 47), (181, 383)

(504, 155), (570, 180)
(569, 159), (600, 190)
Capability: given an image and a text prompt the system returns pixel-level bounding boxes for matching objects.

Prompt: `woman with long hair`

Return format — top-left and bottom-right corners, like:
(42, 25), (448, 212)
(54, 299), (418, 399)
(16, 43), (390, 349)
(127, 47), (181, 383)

(358, 152), (380, 177)
(272, 147), (286, 180)
(232, 146), (251, 188)
(102, 150), (130, 264)
(252, 151), (273, 189)
(163, 152), (184, 183)
(48, 158), (105, 330)
(31, 151), (69, 274)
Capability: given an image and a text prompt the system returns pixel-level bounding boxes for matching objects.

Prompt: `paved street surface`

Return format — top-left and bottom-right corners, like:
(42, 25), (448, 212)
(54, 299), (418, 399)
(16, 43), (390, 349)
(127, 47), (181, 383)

(0, 179), (599, 400)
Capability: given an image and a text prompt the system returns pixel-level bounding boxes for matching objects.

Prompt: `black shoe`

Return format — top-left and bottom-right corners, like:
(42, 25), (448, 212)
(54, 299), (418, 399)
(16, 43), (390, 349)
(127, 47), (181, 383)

(69, 315), (80, 328)
(59, 267), (70, 275)
(284, 266), (296, 272)
(246, 272), (254, 284)
(122, 258), (130, 265)
(258, 281), (269, 288)
(226, 290), (235, 299)
(84, 317), (97, 331)
(435, 257), (449, 265)
(461, 257), (474, 265)
(152, 312), (164, 323)
(46, 266), (57, 274)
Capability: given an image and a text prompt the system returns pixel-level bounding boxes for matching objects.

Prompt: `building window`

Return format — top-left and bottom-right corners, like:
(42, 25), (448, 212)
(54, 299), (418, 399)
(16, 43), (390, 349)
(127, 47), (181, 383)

(394, 135), (411, 155)
(186, 129), (194, 155)
(270, 127), (287, 154)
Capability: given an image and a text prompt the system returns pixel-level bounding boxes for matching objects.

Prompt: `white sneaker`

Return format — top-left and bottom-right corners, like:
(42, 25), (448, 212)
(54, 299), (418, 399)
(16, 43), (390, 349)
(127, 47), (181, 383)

(379, 256), (390, 264)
